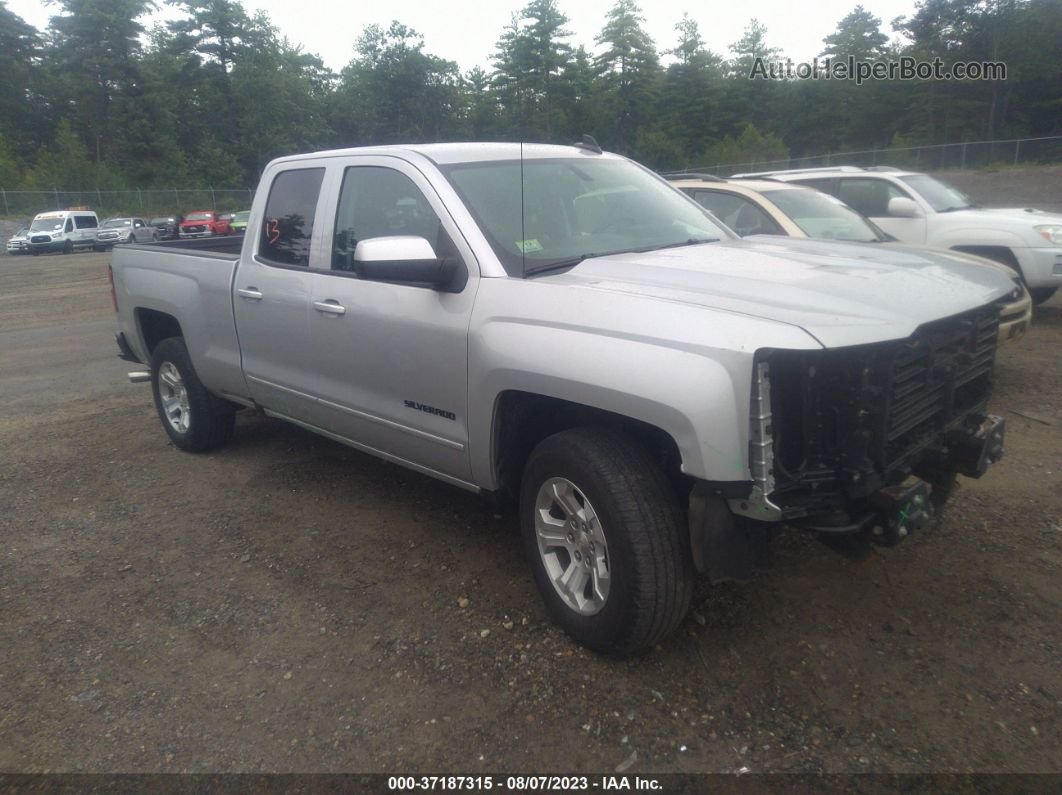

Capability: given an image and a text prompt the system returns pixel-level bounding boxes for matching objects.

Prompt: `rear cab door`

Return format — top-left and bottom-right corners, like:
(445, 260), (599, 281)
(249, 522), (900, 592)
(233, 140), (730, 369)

(233, 161), (329, 423)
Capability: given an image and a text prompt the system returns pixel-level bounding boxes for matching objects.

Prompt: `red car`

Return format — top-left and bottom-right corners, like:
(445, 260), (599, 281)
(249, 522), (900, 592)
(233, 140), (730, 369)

(179, 210), (231, 238)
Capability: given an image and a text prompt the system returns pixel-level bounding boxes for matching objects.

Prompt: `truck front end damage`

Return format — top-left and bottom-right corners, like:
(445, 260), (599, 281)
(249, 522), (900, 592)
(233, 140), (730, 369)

(697, 303), (1006, 577)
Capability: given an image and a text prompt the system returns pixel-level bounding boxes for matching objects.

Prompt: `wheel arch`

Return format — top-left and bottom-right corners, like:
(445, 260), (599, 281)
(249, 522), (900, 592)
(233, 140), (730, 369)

(136, 308), (184, 357)
(489, 390), (690, 506)
(949, 245), (1020, 272)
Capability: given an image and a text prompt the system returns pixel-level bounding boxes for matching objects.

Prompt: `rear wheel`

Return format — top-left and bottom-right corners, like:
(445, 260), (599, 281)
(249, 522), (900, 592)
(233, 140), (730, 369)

(150, 337), (235, 452)
(520, 427), (693, 657)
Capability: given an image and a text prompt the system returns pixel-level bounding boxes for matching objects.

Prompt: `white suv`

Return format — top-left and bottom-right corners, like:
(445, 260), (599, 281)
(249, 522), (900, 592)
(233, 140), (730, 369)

(731, 166), (1062, 305)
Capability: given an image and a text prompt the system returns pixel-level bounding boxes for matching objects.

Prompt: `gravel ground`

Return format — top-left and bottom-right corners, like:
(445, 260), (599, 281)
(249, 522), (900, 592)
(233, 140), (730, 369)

(0, 249), (1059, 778)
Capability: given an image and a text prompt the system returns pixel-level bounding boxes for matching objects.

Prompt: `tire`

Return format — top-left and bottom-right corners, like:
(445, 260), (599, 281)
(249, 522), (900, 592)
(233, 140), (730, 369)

(1029, 287), (1057, 306)
(150, 336), (235, 452)
(520, 427), (693, 657)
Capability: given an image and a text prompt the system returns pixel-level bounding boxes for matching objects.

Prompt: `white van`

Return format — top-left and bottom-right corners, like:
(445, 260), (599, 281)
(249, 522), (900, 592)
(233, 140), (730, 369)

(27, 210), (100, 254)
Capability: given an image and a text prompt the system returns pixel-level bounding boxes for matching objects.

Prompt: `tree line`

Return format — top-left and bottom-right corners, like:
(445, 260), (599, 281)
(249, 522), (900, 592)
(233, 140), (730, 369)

(0, 0), (1059, 193)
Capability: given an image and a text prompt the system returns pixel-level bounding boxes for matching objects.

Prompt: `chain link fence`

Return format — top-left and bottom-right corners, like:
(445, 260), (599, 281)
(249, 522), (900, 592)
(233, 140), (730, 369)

(3, 135), (1061, 218)
(685, 134), (1062, 177)
(0, 188), (254, 220)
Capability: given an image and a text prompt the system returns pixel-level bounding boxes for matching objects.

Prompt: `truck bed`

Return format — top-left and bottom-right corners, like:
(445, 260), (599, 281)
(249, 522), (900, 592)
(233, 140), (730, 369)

(151, 236), (245, 256)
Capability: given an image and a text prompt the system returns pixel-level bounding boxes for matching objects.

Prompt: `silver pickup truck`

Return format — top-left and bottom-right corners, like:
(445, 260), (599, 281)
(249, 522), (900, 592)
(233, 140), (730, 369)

(111, 142), (1013, 656)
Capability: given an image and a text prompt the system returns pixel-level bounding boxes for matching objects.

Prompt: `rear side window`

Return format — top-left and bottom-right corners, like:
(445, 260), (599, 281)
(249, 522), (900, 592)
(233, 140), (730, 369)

(74, 215), (97, 229)
(691, 190), (783, 235)
(259, 168), (325, 267)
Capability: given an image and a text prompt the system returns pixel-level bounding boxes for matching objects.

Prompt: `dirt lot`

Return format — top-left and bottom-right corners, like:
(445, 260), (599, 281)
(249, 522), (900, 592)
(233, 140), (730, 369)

(0, 250), (1059, 776)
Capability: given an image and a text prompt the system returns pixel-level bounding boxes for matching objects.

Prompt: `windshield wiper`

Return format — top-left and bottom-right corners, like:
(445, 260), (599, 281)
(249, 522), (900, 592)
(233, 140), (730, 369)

(938, 205), (974, 213)
(523, 238), (720, 277)
(524, 253), (599, 277)
(640, 237), (720, 251)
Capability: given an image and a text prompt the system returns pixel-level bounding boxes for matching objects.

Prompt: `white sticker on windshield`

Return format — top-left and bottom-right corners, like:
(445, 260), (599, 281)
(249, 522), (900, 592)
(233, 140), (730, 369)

(516, 239), (543, 253)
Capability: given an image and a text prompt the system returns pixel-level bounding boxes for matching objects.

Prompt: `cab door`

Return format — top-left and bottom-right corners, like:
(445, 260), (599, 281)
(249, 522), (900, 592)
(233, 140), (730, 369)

(232, 165), (328, 423)
(306, 159), (478, 484)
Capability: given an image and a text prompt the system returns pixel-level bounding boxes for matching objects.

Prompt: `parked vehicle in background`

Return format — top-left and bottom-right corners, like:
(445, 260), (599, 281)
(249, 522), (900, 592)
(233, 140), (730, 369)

(6, 226), (30, 255)
(179, 210), (231, 238)
(110, 142), (1015, 656)
(95, 217), (158, 250)
(229, 211), (250, 234)
(668, 175), (1032, 343)
(148, 215), (182, 240)
(731, 166), (1062, 304)
(27, 210), (99, 254)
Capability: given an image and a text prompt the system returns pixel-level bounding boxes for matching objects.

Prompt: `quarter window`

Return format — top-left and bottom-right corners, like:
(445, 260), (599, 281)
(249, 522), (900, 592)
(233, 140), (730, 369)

(259, 168), (325, 267)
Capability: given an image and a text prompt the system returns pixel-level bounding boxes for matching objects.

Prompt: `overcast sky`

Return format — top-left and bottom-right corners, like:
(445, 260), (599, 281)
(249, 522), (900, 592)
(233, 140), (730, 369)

(9, 0), (920, 73)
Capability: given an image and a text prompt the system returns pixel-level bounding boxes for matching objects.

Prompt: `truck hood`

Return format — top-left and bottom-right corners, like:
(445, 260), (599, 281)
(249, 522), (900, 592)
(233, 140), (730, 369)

(539, 237), (1014, 348)
(939, 206), (1062, 228)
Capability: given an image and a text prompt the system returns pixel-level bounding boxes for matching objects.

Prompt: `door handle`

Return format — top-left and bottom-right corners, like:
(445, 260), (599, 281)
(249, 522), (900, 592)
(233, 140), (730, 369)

(313, 299), (346, 316)
(237, 287), (263, 300)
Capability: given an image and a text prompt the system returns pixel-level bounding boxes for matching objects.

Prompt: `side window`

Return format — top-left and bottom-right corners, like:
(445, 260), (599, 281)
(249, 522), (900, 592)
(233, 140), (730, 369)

(797, 178), (835, 195)
(692, 191), (782, 236)
(64, 218), (74, 233)
(259, 167), (325, 267)
(332, 166), (451, 273)
(836, 178), (909, 218)
(74, 215), (97, 229)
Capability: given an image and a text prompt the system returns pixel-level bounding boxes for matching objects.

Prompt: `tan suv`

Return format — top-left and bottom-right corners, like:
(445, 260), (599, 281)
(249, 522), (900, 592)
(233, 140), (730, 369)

(668, 174), (1032, 343)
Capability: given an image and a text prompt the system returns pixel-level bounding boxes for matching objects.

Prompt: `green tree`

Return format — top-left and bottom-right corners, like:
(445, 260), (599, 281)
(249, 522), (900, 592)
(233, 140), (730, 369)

(44, 0), (154, 167)
(702, 124), (789, 173)
(519, 0), (573, 138)
(659, 14), (725, 164)
(0, 1), (42, 163)
(822, 5), (889, 58)
(721, 19), (784, 141)
(230, 13), (333, 177)
(334, 21), (463, 145)
(594, 0), (661, 153)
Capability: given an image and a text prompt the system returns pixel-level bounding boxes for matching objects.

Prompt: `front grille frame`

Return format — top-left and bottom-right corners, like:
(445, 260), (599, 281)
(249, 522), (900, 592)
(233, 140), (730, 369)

(759, 303), (1000, 517)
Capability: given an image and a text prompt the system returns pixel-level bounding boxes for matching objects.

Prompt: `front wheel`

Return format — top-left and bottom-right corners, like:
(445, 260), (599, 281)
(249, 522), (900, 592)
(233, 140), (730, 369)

(1029, 287), (1057, 306)
(520, 428), (693, 657)
(150, 337), (235, 452)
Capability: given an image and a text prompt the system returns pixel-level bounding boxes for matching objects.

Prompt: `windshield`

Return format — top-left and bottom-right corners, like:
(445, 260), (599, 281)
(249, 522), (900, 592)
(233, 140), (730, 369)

(185, 212), (213, 221)
(102, 218), (132, 228)
(899, 174), (974, 212)
(440, 157), (730, 276)
(149, 217), (174, 225)
(233, 211), (250, 223)
(762, 189), (884, 243)
(30, 218), (65, 233)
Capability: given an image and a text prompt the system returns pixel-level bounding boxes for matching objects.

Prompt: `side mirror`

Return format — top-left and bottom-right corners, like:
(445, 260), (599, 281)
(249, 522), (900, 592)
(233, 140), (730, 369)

(887, 197), (923, 218)
(353, 236), (461, 291)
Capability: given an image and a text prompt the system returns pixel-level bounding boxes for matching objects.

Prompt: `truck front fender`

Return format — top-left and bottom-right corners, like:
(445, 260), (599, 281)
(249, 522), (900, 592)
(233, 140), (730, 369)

(468, 322), (752, 489)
